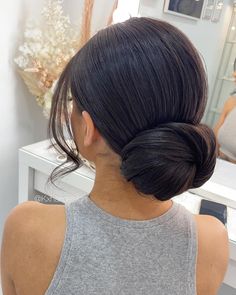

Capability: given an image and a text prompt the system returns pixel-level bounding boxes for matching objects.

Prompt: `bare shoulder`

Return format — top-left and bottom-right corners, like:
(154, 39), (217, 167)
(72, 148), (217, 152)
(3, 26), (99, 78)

(4, 200), (64, 224)
(3, 201), (66, 247)
(194, 214), (229, 295)
(1, 201), (66, 295)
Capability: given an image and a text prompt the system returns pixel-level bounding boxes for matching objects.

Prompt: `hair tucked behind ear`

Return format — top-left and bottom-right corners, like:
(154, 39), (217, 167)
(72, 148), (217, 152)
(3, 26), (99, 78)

(49, 17), (216, 200)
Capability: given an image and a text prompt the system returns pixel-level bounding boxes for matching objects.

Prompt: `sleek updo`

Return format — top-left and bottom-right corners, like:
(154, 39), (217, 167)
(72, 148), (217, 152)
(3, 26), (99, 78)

(49, 17), (216, 201)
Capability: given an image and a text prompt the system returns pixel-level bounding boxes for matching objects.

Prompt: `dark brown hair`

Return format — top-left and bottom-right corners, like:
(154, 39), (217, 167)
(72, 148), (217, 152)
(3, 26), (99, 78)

(49, 17), (216, 201)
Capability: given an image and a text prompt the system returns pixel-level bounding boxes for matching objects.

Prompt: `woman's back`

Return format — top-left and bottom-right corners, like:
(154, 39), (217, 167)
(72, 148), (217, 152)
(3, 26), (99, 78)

(45, 196), (196, 295)
(2, 196), (228, 295)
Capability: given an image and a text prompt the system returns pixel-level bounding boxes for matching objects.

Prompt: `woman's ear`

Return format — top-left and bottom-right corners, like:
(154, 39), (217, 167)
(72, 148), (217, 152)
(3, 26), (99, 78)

(82, 111), (100, 147)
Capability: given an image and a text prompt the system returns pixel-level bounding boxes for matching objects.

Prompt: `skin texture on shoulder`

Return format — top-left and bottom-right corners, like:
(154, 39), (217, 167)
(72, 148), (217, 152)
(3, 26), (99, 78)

(194, 214), (229, 295)
(1, 201), (66, 295)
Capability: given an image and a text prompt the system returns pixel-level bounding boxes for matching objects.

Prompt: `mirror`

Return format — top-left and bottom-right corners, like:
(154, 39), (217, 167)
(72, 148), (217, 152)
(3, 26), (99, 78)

(137, 0), (236, 187)
(208, 8), (236, 164)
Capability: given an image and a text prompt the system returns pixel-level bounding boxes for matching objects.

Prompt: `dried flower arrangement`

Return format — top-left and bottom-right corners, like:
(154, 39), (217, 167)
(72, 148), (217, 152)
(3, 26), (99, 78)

(15, 0), (95, 117)
(15, 0), (118, 173)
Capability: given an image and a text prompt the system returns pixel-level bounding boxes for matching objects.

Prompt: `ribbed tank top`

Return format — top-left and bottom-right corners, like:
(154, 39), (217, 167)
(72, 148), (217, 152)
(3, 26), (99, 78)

(45, 195), (197, 295)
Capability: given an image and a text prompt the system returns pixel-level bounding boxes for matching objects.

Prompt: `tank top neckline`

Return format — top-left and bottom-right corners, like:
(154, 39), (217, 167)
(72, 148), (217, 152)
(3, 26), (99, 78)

(77, 195), (180, 229)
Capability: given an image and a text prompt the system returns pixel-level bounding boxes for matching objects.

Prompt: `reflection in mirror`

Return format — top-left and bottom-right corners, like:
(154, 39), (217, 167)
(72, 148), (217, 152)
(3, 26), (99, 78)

(210, 7), (236, 164)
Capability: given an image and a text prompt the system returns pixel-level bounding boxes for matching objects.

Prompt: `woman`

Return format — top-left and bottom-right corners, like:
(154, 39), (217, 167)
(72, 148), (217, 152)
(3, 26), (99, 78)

(214, 62), (236, 163)
(1, 18), (228, 295)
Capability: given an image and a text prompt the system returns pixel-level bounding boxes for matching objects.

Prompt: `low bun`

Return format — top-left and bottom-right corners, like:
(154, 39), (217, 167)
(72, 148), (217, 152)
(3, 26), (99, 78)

(120, 123), (216, 201)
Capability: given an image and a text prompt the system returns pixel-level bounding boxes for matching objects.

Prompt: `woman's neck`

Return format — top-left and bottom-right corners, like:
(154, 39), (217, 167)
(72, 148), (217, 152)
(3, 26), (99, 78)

(89, 156), (173, 220)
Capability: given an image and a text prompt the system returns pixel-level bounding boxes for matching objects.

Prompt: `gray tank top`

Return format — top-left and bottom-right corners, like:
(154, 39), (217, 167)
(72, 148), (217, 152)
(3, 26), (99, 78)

(218, 106), (236, 161)
(45, 195), (197, 295)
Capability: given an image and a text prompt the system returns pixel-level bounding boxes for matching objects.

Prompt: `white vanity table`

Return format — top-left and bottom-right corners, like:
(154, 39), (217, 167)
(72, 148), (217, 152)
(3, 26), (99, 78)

(18, 140), (236, 289)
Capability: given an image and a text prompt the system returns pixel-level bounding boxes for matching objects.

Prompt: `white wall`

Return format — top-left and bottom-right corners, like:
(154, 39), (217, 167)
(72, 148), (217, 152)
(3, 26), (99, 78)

(139, 0), (233, 123)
